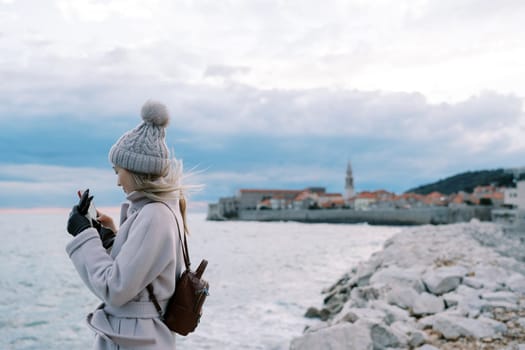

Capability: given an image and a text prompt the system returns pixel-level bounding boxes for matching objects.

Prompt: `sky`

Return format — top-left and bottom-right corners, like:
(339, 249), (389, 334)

(1, 0), (525, 209)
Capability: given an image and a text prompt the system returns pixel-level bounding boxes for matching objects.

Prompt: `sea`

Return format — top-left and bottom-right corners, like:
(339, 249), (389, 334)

(0, 211), (400, 350)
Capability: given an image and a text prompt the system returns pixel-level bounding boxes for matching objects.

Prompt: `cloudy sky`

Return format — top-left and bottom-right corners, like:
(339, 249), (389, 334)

(1, 0), (525, 209)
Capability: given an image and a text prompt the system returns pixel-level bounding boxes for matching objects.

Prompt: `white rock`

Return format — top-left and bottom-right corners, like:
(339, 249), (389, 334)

(334, 307), (386, 325)
(440, 285), (485, 317)
(390, 320), (418, 334)
(347, 289), (368, 308)
(367, 321), (408, 349)
(456, 296), (487, 318)
(351, 285), (382, 302)
(456, 284), (482, 298)
(482, 301), (520, 312)
(303, 321), (329, 334)
(417, 346), (440, 350)
(347, 286), (383, 309)
(389, 320), (426, 347)
(423, 265), (468, 295)
(463, 276), (484, 289)
(431, 314), (507, 340)
(442, 291), (461, 308)
(507, 274), (525, 295)
(448, 284), (486, 317)
(369, 266), (425, 292)
(349, 259), (382, 287)
(412, 292), (445, 316)
(479, 291), (520, 311)
(369, 300), (412, 324)
(409, 331), (427, 348)
(472, 265), (509, 291)
(417, 315), (437, 329)
(386, 286), (419, 310)
(290, 323), (372, 350)
(481, 291), (519, 304)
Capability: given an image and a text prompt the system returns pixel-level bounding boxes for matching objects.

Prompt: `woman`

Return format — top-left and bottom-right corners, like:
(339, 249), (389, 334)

(66, 100), (187, 349)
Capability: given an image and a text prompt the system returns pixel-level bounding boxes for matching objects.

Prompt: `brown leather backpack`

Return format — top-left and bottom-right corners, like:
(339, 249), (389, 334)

(147, 203), (209, 336)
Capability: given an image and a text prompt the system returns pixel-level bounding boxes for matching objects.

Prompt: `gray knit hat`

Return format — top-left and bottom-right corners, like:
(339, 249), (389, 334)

(109, 100), (171, 175)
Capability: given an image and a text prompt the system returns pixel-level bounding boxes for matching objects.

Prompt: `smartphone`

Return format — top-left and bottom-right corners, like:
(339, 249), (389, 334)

(77, 190), (98, 221)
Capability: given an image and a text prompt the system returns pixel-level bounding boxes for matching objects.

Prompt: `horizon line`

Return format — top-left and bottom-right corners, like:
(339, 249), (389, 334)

(0, 202), (210, 214)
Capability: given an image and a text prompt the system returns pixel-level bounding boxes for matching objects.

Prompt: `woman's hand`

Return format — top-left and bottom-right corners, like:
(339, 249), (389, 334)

(67, 190), (93, 236)
(97, 211), (118, 234)
(96, 211), (117, 249)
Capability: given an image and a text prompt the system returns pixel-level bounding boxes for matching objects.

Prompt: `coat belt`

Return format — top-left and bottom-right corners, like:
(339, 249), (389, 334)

(104, 300), (169, 318)
(86, 300), (171, 347)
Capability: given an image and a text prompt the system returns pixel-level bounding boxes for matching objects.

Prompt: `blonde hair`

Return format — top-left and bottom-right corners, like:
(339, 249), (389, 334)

(129, 159), (191, 234)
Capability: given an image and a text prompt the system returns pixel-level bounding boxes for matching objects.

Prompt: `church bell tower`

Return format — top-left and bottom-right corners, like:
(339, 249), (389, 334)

(345, 161), (355, 201)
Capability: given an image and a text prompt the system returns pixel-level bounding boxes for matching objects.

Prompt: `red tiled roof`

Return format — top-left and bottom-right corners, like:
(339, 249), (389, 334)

(482, 192), (504, 200)
(259, 198), (271, 205)
(450, 194), (464, 204)
(239, 189), (302, 194)
(356, 192), (376, 199)
(400, 193), (424, 199)
(294, 191), (313, 201)
(374, 189), (393, 195)
(474, 185), (497, 193)
(319, 198), (345, 208)
(426, 191), (444, 198)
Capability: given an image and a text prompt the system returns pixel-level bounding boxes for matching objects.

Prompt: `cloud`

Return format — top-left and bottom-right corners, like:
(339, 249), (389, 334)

(1, 86), (523, 188)
(3, 71), (522, 152)
(2, 0), (525, 105)
(21, 31), (52, 48)
(166, 86), (525, 156)
(2, 1), (525, 208)
(56, 0), (159, 22)
(204, 65), (251, 79)
(0, 164), (120, 207)
(198, 166), (342, 188)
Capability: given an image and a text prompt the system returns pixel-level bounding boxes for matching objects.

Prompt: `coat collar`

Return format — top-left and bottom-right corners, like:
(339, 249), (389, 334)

(126, 191), (154, 216)
(125, 191), (180, 216)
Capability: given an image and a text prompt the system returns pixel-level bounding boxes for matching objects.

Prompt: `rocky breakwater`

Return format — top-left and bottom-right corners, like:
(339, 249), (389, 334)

(292, 221), (525, 350)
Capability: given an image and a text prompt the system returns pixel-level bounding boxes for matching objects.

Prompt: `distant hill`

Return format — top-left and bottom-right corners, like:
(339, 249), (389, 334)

(405, 169), (515, 195)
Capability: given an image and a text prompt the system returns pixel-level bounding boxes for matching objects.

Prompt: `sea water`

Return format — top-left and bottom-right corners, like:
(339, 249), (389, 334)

(0, 211), (400, 350)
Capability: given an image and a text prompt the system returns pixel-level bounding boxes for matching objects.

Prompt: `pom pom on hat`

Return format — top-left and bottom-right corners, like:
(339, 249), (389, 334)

(141, 100), (170, 127)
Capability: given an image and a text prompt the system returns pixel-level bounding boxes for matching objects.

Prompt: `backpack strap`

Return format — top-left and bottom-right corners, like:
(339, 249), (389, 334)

(146, 201), (190, 318)
(146, 284), (164, 318)
(157, 201), (191, 270)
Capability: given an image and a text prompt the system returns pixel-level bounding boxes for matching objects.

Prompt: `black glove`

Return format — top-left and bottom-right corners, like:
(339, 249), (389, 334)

(98, 226), (116, 249)
(67, 189), (93, 237)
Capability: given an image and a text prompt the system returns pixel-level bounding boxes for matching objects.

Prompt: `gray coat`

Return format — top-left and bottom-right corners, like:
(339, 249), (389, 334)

(66, 192), (184, 349)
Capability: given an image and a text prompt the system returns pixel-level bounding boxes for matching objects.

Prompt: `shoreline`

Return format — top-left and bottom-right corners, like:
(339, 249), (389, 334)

(291, 221), (525, 349)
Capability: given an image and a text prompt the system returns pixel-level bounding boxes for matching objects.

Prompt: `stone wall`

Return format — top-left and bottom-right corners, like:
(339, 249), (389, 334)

(237, 207), (492, 225)
(493, 209), (525, 235)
